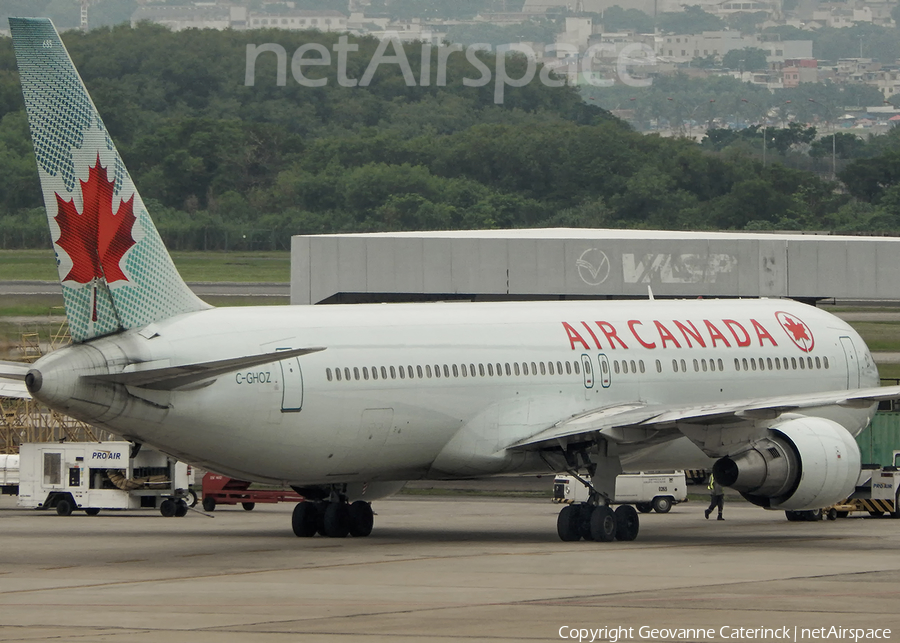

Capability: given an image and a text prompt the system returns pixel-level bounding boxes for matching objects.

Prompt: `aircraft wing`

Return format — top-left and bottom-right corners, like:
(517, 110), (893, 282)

(0, 361), (32, 399)
(509, 384), (900, 452)
(84, 347), (325, 391)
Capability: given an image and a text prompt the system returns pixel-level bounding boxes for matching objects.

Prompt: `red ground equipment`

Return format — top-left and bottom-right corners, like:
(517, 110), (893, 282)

(201, 473), (303, 511)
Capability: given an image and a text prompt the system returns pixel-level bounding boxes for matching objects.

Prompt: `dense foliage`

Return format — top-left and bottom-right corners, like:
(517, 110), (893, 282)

(0, 24), (897, 250)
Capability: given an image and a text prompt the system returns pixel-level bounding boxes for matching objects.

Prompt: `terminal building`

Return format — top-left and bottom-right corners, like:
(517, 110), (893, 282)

(291, 229), (900, 305)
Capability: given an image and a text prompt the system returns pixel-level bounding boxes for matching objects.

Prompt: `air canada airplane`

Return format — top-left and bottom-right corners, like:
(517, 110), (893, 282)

(2, 17), (900, 542)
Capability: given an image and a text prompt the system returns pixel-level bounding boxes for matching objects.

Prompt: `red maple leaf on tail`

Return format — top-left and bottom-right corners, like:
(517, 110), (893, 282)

(55, 156), (136, 285)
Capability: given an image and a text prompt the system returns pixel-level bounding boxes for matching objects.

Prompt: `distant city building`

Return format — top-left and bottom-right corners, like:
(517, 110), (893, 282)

(248, 10), (348, 32)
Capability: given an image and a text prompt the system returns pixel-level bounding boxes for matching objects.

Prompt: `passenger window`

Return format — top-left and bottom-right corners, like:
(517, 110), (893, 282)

(354, 367), (360, 380)
(717, 359), (724, 371)
(470, 363), (476, 376)
(673, 359), (679, 372)
(815, 357), (820, 369)
(751, 359), (757, 371)
(335, 368), (342, 381)
(344, 368), (351, 381)
(485, 363), (491, 376)
(326, 368), (333, 381)
(505, 363), (512, 376)
(622, 361), (628, 374)
(522, 362), (528, 376)
(630, 360), (637, 373)
(574, 361), (581, 375)
(791, 358), (797, 369)
(742, 358), (749, 371)
(807, 357), (814, 369)
(601, 361), (608, 374)
(680, 359), (686, 372)
(734, 358), (740, 371)
(460, 364), (467, 377)
(693, 359), (699, 372)
(381, 366), (388, 379)
(566, 362), (572, 375)
(614, 361), (621, 374)
(478, 364), (484, 376)
(453, 365), (459, 377)
(549, 362), (555, 375)
(824, 356), (829, 369)
(799, 358), (806, 370)
(701, 359), (707, 372)
(557, 361), (563, 374)
(435, 365), (442, 378)
(513, 363), (520, 376)
(372, 367), (379, 380)
(766, 358), (773, 370)
(425, 365), (432, 378)
(639, 360), (645, 374)
(656, 359), (662, 373)
(497, 363), (503, 376)
(540, 362), (546, 375)
(531, 362), (537, 375)
(758, 358), (764, 371)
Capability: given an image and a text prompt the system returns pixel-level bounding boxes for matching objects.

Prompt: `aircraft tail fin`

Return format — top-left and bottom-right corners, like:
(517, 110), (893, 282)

(9, 17), (210, 343)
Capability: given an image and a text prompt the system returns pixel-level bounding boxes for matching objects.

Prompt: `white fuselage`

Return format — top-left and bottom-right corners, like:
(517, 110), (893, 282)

(34, 298), (878, 486)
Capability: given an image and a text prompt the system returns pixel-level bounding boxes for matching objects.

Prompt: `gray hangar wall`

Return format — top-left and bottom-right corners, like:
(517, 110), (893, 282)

(290, 229), (900, 305)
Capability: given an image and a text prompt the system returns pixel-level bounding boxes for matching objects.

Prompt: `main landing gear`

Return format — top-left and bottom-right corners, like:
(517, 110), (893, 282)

(292, 499), (374, 538)
(557, 503), (640, 542)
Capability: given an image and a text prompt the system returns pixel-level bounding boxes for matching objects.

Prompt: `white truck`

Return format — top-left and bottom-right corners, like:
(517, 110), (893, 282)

(17, 442), (192, 517)
(553, 471), (688, 513)
(0, 454), (18, 495)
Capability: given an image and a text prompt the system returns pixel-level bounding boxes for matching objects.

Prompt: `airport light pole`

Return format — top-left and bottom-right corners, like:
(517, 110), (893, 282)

(809, 98), (836, 180)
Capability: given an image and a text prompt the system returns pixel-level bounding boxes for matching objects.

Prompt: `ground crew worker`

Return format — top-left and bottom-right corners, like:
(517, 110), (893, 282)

(705, 472), (724, 520)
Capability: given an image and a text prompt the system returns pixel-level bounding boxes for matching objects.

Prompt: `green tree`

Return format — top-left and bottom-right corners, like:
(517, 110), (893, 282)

(656, 6), (723, 34)
(721, 47), (768, 71)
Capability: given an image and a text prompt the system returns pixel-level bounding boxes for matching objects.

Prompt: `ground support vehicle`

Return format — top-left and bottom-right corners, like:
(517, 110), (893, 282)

(201, 473), (304, 511)
(0, 454), (18, 495)
(17, 442), (192, 517)
(553, 471), (687, 513)
(819, 464), (900, 520)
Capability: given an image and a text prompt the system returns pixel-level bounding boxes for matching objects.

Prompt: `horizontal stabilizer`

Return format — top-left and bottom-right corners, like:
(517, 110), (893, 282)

(85, 347), (325, 391)
(0, 361), (30, 380)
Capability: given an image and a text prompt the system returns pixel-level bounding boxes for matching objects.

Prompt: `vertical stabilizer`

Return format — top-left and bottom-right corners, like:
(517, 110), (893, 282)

(10, 17), (210, 343)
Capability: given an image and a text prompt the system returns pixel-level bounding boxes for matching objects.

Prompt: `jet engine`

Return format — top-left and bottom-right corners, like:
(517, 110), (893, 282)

(712, 417), (860, 511)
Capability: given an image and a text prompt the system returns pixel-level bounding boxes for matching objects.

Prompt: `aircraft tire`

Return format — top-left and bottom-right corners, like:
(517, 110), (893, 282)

(589, 505), (617, 542)
(160, 499), (176, 517)
(651, 496), (672, 513)
(614, 505), (639, 541)
(556, 505), (581, 541)
(635, 502), (652, 514)
(348, 500), (374, 537)
(323, 502), (350, 538)
(292, 502), (319, 537)
(56, 498), (73, 516)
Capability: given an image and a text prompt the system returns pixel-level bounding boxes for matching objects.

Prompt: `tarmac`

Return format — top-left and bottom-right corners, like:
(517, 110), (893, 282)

(1, 493), (899, 643)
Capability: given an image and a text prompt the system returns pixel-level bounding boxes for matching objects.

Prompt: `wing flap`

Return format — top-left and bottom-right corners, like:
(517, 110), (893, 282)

(510, 385), (900, 451)
(84, 347), (325, 391)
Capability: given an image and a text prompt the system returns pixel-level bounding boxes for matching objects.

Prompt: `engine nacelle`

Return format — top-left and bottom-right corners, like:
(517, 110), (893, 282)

(712, 417), (860, 511)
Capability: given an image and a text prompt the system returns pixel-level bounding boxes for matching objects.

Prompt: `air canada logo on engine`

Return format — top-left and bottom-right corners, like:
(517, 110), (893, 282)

(775, 311), (814, 353)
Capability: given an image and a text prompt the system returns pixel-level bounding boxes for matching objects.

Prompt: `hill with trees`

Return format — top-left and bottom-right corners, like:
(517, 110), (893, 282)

(0, 24), (896, 250)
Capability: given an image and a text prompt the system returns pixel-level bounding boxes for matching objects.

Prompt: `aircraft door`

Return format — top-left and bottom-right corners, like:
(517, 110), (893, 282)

(597, 354), (611, 388)
(279, 357), (304, 412)
(840, 336), (859, 389)
(581, 354), (594, 397)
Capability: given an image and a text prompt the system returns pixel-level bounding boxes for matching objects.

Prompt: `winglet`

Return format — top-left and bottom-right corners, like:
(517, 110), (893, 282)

(9, 17), (210, 343)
